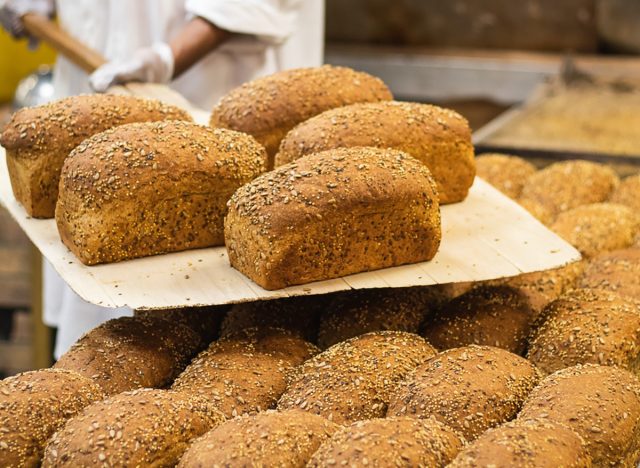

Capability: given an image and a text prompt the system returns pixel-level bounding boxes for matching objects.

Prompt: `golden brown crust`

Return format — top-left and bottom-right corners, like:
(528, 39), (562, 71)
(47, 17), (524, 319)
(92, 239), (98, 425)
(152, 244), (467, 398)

(518, 160), (619, 221)
(134, 305), (229, 344)
(518, 364), (640, 467)
(578, 248), (640, 301)
(449, 418), (592, 468)
(277, 331), (437, 424)
(517, 197), (555, 226)
(1, 94), (191, 218)
(42, 389), (225, 467)
(387, 345), (542, 441)
(0, 369), (104, 468)
(178, 410), (338, 467)
(308, 416), (464, 468)
(609, 174), (640, 212)
(53, 315), (203, 396)
(550, 203), (639, 258)
(56, 121), (266, 265)
(527, 288), (640, 374)
(209, 65), (393, 166)
(225, 147), (441, 290)
(275, 101), (475, 204)
(475, 153), (537, 199)
(421, 285), (535, 355)
(317, 287), (430, 349)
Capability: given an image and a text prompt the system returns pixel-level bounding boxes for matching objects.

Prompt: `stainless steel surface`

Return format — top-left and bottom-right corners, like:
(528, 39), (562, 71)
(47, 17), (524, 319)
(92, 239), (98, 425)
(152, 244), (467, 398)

(12, 66), (55, 109)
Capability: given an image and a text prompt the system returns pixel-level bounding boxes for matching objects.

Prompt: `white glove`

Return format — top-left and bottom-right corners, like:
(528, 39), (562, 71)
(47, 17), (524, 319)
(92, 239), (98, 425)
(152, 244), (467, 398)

(89, 43), (175, 92)
(0, 0), (55, 48)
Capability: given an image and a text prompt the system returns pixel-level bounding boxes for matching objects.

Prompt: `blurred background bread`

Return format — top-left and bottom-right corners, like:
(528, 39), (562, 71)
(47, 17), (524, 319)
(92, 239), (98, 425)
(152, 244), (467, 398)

(609, 174), (640, 212)
(475, 153), (537, 199)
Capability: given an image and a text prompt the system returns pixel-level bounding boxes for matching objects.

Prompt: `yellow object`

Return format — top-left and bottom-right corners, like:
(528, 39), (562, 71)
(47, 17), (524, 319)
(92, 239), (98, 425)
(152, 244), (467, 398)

(0, 28), (56, 103)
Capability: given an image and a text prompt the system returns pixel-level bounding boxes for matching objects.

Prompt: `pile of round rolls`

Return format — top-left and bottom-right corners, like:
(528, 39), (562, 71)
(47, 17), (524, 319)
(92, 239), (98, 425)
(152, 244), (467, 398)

(2, 154), (640, 466)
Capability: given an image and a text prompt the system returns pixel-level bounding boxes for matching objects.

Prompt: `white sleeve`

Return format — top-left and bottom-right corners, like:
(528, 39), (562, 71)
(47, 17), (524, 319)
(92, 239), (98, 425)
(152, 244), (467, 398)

(185, 0), (303, 42)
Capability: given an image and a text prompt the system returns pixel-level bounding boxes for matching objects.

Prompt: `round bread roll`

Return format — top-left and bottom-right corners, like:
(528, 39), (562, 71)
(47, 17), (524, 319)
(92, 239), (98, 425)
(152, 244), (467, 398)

(179, 410), (338, 467)
(550, 203), (639, 258)
(275, 101), (475, 204)
(56, 121), (267, 265)
(421, 285), (535, 355)
(518, 364), (640, 467)
(42, 389), (224, 467)
(449, 418), (591, 468)
(517, 197), (555, 226)
(54, 315), (203, 395)
(476, 153), (537, 199)
(172, 327), (318, 418)
(518, 160), (619, 221)
(317, 287), (430, 349)
(578, 247), (640, 301)
(278, 331), (436, 424)
(0, 94), (191, 218)
(609, 173), (640, 212)
(0, 369), (104, 467)
(308, 416), (464, 468)
(387, 345), (542, 441)
(210, 65), (393, 167)
(527, 288), (640, 374)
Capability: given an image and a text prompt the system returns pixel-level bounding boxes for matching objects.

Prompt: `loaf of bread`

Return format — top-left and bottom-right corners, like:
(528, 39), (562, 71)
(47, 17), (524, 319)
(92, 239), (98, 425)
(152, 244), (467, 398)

(578, 247), (640, 300)
(550, 203), (639, 258)
(172, 327), (318, 418)
(387, 345), (542, 441)
(609, 173), (640, 212)
(0, 369), (104, 467)
(449, 418), (591, 468)
(134, 305), (229, 344)
(308, 416), (465, 468)
(278, 331), (436, 424)
(42, 389), (225, 467)
(209, 65), (393, 168)
(56, 121), (266, 265)
(518, 364), (640, 467)
(421, 285), (535, 355)
(54, 315), (203, 395)
(475, 153), (537, 199)
(179, 410), (338, 467)
(0, 94), (191, 218)
(225, 147), (441, 290)
(527, 288), (640, 374)
(275, 101), (475, 204)
(317, 287), (430, 349)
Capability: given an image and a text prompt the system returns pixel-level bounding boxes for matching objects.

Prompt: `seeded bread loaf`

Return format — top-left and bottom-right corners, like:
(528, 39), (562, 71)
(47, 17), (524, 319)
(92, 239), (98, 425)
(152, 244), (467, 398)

(578, 248), (640, 300)
(0, 94), (191, 218)
(56, 121), (266, 265)
(475, 153), (537, 199)
(225, 147), (441, 290)
(275, 101), (475, 204)
(134, 305), (229, 344)
(209, 65), (393, 168)
(0, 369), (104, 467)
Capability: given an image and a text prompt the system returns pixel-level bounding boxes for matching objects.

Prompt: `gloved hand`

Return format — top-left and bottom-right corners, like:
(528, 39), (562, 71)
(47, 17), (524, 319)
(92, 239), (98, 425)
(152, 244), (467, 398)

(0, 0), (55, 49)
(89, 43), (175, 92)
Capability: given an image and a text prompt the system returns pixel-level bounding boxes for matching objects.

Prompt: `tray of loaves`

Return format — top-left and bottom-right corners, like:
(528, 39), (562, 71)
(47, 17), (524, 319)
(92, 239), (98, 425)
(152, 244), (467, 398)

(0, 65), (580, 309)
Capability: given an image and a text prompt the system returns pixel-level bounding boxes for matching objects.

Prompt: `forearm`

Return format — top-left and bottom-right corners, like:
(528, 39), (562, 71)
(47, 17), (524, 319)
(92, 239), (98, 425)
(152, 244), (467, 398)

(169, 16), (230, 79)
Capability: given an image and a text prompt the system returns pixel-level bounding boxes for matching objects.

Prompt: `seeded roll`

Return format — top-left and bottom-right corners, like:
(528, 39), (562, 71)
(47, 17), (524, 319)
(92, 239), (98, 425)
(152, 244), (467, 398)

(225, 147), (441, 290)
(54, 315), (203, 395)
(307, 416), (464, 468)
(0, 369), (104, 468)
(578, 248), (640, 301)
(179, 410), (338, 467)
(134, 305), (229, 344)
(0, 94), (191, 218)
(42, 389), (225, 467)
(519, 364), (640, 467)
(317, 287), (430, 349)
(172, 327), (318, 418)
(449, 418), (591, 468)
(550, 203), (639, 258)
(276, 101), (475, 204)
(387, 345), (541, 441)
(475, 153), (537, 199)
(209, 65), (393, 167)
(278, 331), (436, 424)
(609, 173), (640, 212)
(518, 160), (619, 221)
(422, 285), (535, 355)
(527, 288), (640, 374)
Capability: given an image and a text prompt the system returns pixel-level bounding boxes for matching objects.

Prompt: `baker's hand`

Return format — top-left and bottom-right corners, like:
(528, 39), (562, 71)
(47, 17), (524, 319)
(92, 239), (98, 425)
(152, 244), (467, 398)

(89, 43), (175, 92)
(0, 0), (55, 48)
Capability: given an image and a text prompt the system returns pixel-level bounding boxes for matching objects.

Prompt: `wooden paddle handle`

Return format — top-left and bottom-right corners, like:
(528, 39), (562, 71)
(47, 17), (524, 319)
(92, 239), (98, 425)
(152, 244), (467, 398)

(22, 13), (106, 72)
